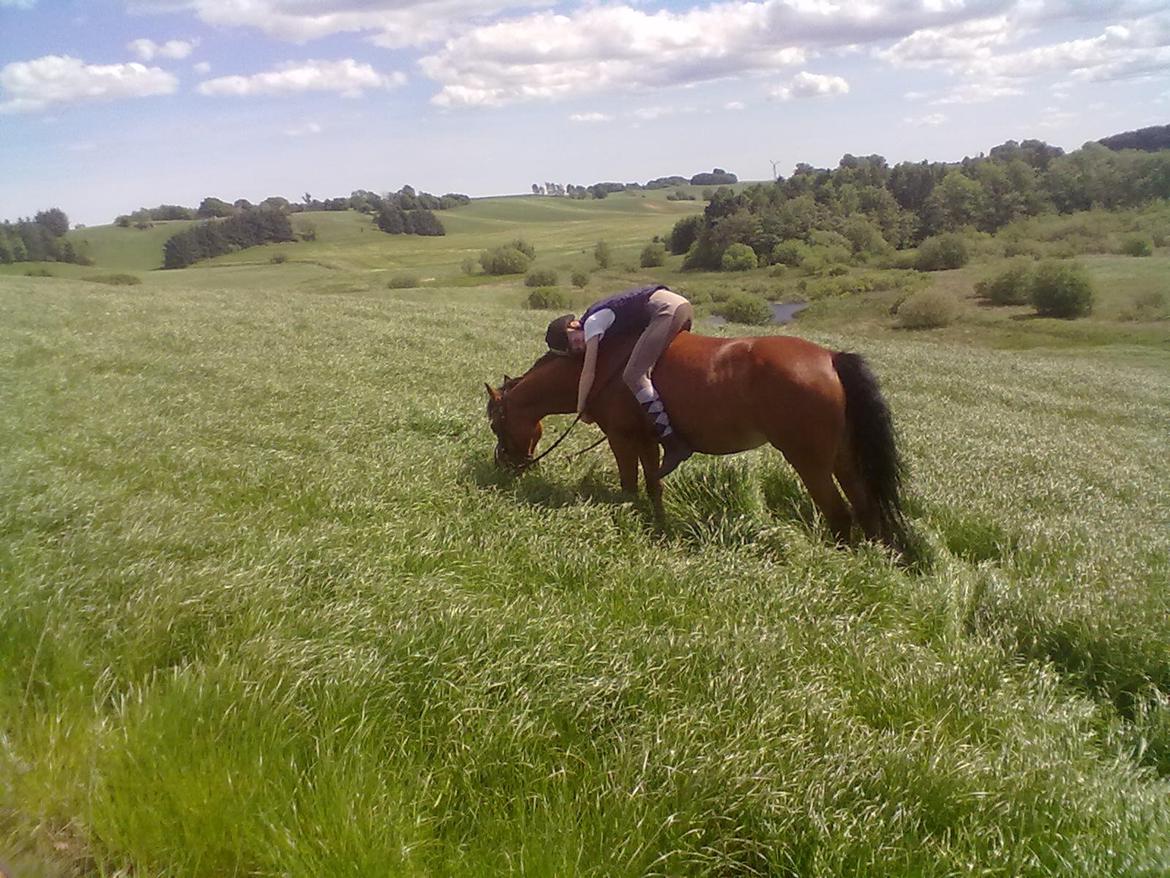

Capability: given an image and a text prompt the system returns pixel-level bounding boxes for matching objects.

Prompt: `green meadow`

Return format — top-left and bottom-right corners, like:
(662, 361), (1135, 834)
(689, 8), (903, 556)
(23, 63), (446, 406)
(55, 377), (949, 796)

(2, 195), (1169, 876)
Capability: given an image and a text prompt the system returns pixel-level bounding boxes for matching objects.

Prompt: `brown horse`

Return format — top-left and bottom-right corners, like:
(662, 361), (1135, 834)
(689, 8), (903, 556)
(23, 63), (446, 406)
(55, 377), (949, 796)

(485, 331), (907, 550)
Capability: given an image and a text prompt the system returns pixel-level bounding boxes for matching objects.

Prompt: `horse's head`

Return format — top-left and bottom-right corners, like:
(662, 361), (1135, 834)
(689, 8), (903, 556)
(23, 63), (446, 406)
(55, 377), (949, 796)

(485, 376), (543, 470)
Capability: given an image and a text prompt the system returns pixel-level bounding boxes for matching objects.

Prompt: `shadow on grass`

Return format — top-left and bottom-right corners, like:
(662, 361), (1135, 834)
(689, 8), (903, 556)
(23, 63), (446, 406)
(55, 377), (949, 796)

(461, 455), (645, 513)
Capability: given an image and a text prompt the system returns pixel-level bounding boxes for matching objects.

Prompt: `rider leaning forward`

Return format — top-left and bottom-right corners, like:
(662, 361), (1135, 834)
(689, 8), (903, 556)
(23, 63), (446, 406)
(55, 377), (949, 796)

(543, 283), (695, 478)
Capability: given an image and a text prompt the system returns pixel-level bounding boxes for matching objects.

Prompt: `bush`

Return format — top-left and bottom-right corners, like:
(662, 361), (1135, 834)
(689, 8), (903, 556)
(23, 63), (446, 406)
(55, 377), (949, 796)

(640, 242), (666, 268)
(1120, 236), (1153, 257)
(594, 241), (611, 269)
(915, 234), (969, 271)
(270, 253), (288, 264)
(975, 260), (1034, 306)
(461, 256), (478, 275)
(771, 239), (811, 267)
(1119, 290), (1168, 322)
(387, 273), (420, 289)
(721, 243), (758, 272)
(525, 268), (558, 287)
(84, 273), (141, 286)
(895, 290), (959, 329)
(480, 246), (532, 275)
(1031, 260), (1094, 318)
(510, 239), (536, 258)
(24, 267), (53, 277)
(526, 287), (570, 310)
(715, 293), (772, 325)
(570, 269), (589, 288)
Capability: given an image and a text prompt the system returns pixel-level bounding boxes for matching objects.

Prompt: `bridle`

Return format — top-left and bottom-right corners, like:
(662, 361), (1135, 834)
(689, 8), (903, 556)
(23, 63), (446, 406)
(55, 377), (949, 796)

(489, 354), (621, 472)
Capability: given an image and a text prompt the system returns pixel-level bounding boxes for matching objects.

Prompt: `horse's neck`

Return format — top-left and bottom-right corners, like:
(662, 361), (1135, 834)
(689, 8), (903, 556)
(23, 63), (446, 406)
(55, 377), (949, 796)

(512, 357), (579, 418)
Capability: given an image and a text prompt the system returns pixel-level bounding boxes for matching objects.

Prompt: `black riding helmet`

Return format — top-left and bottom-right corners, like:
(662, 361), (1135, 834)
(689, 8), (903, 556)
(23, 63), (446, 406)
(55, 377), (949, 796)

(545, 313), (576, 354)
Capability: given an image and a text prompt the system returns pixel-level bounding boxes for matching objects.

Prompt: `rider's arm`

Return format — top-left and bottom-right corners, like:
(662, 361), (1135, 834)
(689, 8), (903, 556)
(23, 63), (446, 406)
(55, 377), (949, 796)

(576, 336), (600, 416)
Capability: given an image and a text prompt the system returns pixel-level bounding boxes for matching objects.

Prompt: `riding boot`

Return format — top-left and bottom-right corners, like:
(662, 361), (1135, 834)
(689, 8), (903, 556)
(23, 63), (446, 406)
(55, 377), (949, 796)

(636, 389), (692, 478)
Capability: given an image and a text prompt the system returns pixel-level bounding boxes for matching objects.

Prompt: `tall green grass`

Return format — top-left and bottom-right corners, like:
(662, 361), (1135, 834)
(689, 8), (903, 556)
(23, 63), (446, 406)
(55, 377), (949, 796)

(1, 272), (1168, 876)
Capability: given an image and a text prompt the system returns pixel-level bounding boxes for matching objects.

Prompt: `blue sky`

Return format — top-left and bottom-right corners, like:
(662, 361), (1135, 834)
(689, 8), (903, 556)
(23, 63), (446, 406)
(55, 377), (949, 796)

(1, 0), (1167, 226)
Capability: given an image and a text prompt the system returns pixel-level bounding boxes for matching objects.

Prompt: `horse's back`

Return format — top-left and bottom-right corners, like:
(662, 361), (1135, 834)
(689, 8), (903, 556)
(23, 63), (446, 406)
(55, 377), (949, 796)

(654, 332), (845, 456)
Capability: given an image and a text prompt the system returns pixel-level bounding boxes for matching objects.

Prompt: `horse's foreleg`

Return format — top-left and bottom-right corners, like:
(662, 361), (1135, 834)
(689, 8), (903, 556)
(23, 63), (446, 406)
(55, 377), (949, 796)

(607, 433), (641, 495)
(637, 438), (665, 521)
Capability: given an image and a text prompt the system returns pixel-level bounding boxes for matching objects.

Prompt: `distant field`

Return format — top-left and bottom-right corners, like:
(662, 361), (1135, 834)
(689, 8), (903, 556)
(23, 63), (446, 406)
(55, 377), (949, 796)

(2, 195), (1169, 876)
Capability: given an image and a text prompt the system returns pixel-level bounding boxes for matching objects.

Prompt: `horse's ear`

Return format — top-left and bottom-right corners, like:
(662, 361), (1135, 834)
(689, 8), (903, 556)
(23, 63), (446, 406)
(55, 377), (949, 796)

(485, 383), (501, 401)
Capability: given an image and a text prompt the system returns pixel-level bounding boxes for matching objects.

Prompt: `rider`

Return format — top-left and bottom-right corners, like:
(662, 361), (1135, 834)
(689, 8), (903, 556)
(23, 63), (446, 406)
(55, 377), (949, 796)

(544, 284), (694, 478)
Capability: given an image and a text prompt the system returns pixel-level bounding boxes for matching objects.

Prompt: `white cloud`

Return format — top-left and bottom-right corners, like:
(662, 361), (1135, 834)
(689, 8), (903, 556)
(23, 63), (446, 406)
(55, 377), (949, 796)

(194, 61), (212, 74)
(904, 112), (947, 126)
(568, 112), (612, 123)
(0, 0), (37, 7)
(878, 17), (1013, 67)
(197, 59), (406, 98)
(931, 80), (1025, 104)
(284, 120), (322, 136)
(771, 71), (850, 100)
(127, 38), (197, 61)
(127, 0), (554, 47)
(725, 100), (746, 110)
(0, 55), (177, 114)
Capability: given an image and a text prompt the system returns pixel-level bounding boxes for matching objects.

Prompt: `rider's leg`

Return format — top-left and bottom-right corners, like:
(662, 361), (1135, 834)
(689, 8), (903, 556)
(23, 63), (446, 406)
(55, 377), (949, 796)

(622, 291), (694, 477)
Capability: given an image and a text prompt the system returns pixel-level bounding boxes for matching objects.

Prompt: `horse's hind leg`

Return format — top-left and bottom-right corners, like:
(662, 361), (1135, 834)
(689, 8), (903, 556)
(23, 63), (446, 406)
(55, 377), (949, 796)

(785, 453), (854, 545)
(835, 450), (882, 543)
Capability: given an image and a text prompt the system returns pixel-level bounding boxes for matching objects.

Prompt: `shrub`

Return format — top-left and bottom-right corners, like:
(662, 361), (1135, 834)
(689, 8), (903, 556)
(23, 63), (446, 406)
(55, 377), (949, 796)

(510, 239), (536, 258)
(1031, 260), (1094, 318)
(480, 246), (532, 275)
(975, 260), (1034, 306)
(720, 243), (757, 272)
(716, 293), (772, 325)
(594, 241), (611, 268)
(1120, 236), (1153, 257)
(84, 273), (142, 286)
(802, 244), (852, 275)
(1119, 290), (1168, 322)
(570, 269), (589, 288)
(387, 273), (420, 289)
(24, 267), (53, 277)
(525, 268), (558, 287)
(640, 242), (666, 268)
(270, 253), (288, 264)
(461, 256), (478, 275)
(771, 239), (811, 267)
(895, 290), (959, 329)
(915, 234), (969, 271)
(526, 287), (570, 310)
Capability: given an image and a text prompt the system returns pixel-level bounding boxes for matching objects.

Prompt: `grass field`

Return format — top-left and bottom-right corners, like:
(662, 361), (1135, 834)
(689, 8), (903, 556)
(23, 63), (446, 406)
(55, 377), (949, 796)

(2, 196), (1170, 876)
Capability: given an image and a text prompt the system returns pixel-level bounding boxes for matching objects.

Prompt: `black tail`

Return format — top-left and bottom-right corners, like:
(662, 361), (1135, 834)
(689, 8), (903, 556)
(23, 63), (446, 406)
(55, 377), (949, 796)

(832, 352), (907, 550)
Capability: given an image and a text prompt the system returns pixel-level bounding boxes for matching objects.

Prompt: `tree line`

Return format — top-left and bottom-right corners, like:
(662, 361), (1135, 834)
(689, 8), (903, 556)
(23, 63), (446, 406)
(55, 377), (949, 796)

(0, 209), (88, 266)
(531, 169), (738, 200)
(119, 185), (469, 229)
(163, 207), (296, 269)
(670, 139), (1170, 270)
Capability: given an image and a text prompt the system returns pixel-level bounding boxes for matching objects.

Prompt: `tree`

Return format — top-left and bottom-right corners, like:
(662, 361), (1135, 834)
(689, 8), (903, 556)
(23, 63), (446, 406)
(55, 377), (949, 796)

(376, 205), (406, 234)
(197, 197), (234, 218)
(921, 171), (983, 235)
(405, 209), (445, 236)
(34, 208), (69, 237)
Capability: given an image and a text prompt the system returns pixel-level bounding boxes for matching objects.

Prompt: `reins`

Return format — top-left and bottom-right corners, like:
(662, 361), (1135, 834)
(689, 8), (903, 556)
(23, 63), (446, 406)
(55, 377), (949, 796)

(511, 353), (624, 471)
